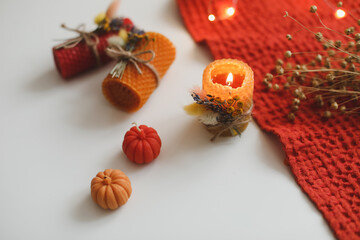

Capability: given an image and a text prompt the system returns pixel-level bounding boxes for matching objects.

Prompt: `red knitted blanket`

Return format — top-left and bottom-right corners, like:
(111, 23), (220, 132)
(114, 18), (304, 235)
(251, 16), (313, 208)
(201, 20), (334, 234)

(177, 0), (360, 239)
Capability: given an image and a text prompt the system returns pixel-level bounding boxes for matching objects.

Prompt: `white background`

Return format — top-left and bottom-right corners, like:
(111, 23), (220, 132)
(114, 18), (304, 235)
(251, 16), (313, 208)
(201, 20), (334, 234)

(0, 0), (334, 239)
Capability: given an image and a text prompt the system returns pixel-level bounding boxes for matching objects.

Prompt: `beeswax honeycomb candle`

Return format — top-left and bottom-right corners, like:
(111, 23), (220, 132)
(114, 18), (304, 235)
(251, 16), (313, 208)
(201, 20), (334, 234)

(202, 59), (254, 111)
(102, 32), (176, 112)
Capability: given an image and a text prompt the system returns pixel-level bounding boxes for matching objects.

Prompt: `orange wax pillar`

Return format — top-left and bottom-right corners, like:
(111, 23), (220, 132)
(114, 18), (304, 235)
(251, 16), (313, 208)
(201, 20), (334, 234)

(102, 32), (176, 112)
(202, 59), (254, 111)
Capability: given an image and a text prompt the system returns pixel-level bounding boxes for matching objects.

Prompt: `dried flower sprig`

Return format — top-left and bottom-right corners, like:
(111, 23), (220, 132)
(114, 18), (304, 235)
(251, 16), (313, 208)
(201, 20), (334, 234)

(265, 3), (360, 121)
(185, 90), (252, 141)
(107, 32), (151, 79)
(191, 92), (245, 124)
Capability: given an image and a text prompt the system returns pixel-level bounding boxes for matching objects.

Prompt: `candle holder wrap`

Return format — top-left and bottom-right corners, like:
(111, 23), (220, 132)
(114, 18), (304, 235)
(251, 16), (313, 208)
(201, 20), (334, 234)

(102, 32), (176, 112)
(203, 106), (253, 138)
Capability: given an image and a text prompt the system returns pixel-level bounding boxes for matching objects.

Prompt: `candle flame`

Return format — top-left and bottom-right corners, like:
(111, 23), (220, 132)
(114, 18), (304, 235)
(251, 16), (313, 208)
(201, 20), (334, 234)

(335, 9), (346, 19)
(226, 73), (233, 86)
(226, 7), (235, 17)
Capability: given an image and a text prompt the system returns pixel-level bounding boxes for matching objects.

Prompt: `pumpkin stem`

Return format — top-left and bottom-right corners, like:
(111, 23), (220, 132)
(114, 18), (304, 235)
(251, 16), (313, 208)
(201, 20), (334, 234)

(132, 122), (141, 132)
(103, 176), (112, 185)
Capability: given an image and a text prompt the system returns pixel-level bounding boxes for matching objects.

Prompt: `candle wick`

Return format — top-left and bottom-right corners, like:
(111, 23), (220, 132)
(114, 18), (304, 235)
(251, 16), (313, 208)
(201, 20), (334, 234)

(132, 122), (141, 132)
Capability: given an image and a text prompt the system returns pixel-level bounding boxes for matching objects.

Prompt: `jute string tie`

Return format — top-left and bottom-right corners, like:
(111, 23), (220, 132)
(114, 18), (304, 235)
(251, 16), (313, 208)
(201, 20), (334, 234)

(208, 102), (253, 141)
(106, 44), (160, 85)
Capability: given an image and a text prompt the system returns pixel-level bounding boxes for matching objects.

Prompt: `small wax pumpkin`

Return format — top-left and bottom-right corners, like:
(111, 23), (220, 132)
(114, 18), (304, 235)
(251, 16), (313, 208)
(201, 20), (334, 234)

(122, 124), (161, 164)
(91, 169), (132, 210)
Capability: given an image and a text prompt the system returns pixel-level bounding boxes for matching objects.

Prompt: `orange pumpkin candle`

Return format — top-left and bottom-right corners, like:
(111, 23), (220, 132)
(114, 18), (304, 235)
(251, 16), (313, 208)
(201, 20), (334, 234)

(91, 169), (132, 210)
(202, 59), (254, 111)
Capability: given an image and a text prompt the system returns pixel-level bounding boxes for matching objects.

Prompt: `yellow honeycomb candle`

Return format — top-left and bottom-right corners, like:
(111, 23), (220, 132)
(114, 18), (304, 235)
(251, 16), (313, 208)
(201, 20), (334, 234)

(202, 59), (254, 111)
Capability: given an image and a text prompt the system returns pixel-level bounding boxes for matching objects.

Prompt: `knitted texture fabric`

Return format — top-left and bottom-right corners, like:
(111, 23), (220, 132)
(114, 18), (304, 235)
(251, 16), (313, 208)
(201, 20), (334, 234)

(177, 0), (360, 239)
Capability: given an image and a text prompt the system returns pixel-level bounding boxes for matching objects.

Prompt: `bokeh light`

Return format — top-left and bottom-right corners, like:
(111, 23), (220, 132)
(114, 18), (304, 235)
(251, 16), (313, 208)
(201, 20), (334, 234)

(208, 14), (216, 21)
(226, 7), (235, 16)
(335, 9), (346, 19)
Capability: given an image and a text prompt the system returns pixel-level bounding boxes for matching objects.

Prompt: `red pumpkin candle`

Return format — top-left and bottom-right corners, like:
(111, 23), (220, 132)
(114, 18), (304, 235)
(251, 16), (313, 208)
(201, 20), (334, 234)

(122, 124), (161, 164)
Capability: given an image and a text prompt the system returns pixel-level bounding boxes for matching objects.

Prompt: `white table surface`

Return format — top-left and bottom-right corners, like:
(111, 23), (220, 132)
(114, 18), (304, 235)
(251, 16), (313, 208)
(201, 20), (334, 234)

(0, 0), (334, 239)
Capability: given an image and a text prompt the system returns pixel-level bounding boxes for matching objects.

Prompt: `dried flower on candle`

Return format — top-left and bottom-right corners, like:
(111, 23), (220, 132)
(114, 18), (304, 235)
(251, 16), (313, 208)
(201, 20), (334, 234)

(184, 90), (251, 141)
(266, 5), (360, 121)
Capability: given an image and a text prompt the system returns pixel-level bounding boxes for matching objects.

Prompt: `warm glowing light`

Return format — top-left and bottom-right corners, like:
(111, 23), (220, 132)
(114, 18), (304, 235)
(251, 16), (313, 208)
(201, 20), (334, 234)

(335, 9), (346, 19)
(208, 14), (215, 21)
(226, 73), (233, 86)
(226, 7), (235, 16)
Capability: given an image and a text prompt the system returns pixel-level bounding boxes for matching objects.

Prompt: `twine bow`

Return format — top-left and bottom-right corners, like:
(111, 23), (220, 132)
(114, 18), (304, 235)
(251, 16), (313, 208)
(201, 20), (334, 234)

(106, 44), (160, 85)
(54, 24), (101, 66)
(208, 103), (254, 141)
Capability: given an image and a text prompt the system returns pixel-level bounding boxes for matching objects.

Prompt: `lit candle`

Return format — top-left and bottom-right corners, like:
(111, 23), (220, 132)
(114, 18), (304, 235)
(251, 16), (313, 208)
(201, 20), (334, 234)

(226, 72), (233, 86)
(202, 59), (254, 111)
